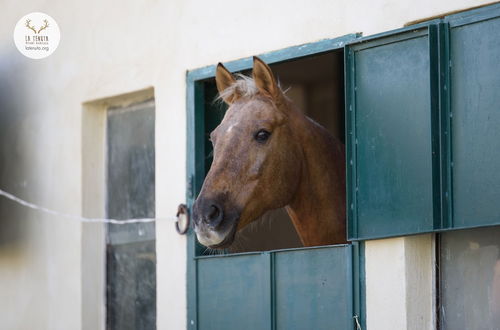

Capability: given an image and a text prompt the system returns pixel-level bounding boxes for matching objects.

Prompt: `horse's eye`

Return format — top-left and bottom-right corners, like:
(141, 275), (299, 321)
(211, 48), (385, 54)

(254, 129), (271, 143)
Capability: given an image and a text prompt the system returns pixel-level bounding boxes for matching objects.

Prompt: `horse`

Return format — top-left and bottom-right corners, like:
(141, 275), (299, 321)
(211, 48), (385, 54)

(192, 57), (346, 249)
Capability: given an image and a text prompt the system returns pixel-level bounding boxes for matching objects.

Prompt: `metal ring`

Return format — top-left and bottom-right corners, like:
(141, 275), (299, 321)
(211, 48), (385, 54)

(175, 204), (190, 235)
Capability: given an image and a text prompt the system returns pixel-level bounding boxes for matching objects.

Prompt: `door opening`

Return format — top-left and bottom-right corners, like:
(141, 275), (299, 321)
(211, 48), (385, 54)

(201, 51), (346, 253)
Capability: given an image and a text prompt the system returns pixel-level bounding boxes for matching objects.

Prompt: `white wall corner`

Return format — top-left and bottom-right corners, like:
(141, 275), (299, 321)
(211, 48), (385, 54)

(365, 234), (436, 330)
(366, 237), (408, 330)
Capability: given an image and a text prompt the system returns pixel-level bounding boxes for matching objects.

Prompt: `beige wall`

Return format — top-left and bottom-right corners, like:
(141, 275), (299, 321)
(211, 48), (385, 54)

(366, 235), (436, 330)
(0, 0), (494, 329)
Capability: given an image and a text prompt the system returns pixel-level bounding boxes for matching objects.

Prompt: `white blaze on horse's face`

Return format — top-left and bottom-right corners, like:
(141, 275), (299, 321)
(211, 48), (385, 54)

(192, 58), (302, 249)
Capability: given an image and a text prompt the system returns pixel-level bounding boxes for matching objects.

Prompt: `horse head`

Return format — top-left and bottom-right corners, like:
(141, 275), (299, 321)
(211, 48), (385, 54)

(192, 57), (303, 248)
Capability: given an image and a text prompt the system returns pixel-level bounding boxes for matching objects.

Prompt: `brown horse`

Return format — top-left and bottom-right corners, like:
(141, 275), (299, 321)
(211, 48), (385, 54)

(192, 57), (346, 249)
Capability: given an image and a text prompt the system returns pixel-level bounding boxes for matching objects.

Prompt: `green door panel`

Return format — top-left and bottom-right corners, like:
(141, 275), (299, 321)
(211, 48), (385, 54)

(448, 16), (500, 228)
(196, 246), (353, 330)
(197, 254), (272, 330)
(274, 246), (353, 330)
(347, 29), (436, 239)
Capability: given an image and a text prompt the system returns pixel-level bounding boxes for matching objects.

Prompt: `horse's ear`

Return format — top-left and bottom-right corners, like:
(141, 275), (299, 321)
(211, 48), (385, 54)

(252, 57), (280, 99)
(216, 63), (238, 104)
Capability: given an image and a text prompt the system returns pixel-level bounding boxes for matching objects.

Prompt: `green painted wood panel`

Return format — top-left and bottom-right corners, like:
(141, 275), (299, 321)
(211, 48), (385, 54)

(274, 246), (353, 330)
(348, 31), (435, 239)
(197, 254), (272, 330)
(449, 16), (500, 228)
(196, 246), (354, 330)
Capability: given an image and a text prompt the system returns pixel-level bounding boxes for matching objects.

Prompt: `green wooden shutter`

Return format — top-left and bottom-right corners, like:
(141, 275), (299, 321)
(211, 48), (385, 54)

(346, 26), (440, 240)
(346, 3), (500, 240)
(446, 6), (500, 229)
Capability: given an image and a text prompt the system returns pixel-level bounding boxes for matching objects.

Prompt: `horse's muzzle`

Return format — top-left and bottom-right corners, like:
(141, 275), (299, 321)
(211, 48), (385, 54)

(192, 197), (239, 248)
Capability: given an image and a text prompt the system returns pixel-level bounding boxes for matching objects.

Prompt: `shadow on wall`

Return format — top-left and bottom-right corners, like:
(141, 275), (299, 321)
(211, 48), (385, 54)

(0, 49), (34, 250)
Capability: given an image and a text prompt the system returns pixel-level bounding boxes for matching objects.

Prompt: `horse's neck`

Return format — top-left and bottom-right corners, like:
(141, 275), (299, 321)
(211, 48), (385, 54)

(285, 116), (346, 246)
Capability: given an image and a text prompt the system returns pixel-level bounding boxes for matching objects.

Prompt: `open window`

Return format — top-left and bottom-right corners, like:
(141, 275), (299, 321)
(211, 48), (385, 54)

(199, 51), (346, 253)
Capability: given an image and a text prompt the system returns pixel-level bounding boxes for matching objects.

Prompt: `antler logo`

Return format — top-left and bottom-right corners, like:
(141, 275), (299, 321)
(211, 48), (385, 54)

(14, 12), (60, 59)
(25, 18), (49, 34)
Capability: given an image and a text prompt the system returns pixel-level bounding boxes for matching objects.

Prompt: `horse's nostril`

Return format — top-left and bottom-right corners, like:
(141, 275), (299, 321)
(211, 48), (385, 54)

(204, 203), (223, 229)
(209, 205), (220, 220)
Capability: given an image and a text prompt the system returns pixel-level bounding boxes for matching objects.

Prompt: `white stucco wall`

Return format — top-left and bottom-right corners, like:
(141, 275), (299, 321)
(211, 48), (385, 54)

(366, 235), (435, 330)
(0, 0), (493, 329)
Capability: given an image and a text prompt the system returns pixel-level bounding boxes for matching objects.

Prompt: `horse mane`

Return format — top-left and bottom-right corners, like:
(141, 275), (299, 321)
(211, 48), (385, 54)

(217, 73), (287, 103)
(216, 74), (258, 102)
